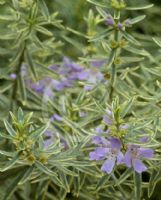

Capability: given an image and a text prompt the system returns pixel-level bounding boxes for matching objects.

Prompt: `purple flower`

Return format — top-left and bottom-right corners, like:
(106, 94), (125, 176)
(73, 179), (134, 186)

(84, 85), (93, 91)
(51, 57), (89, 90)
(117, 23), (124, 30)
(43, 130), (54, 148)
(124, 19), (131, 27)
(140, 136), (148, 143)
(50, 65), (58, 71)
(92, 136), (108, 146)
(29, 78), (52, 94)
(91, 60), (105, 67)
(50, 114), (62, 122)
(120, 124), (129, 130)
(10, 73), (17, 79)
(103, 115), (112, 126)
(105, 15), (115, 26)
(95, 125), (110, 135)
(89, 137), (124, 174)
(125, 145), (154, 173)
(84, 69), (104, 90)
(79, 111), (87, 117)
(89, 147), (109, 160)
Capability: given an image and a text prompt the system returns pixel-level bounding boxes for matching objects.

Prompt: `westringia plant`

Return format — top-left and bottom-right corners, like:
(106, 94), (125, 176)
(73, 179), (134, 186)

(0, 0), (161, 200)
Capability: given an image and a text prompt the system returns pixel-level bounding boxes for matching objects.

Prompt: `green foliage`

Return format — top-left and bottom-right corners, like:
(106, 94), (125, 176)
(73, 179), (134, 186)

(0, 0), (161, 200)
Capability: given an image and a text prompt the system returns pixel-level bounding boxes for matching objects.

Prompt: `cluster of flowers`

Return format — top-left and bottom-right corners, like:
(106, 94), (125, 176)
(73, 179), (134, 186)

(10, 57), (106, 98)
(105, 14), (131, 30)
(89, 112), (154, 174)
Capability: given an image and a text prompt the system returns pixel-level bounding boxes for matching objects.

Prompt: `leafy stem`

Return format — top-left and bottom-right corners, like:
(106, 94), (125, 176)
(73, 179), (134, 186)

(109, 29), (119, 101)
(10, 43), (26, 111)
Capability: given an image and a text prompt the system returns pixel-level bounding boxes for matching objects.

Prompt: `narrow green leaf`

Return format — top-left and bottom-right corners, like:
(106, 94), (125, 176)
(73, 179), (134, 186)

(115, 168), (132, 186)
(0, 153), (19, 172)
(88, 29), (112, 42)
(0, 132), (13, 140)
(124, 46), (149, 56)
(96, 174), (110, 191)
(39, 0), (50, 19)
(18, 74), (27, 104)
(35, 161), (63, 187)
(130, 15), (146, 24)
(29, 123), (49, 139)
(101, 41), (111, 52)
(122, 56), (144, 63)
(18, 165), (35, 185)
(35, 25), (53, 36)
(12, 0), (19, 9)
(107, 50), (116, 67)
(0, 150), (15, 157)
(62, 36), (84, 52)
(35, 161), (58, 177)
(96, 6), (109, 19)
(17, 107), (24, 123)
(126, 4), (153, 10)
(122, 31), (141, 46)
(4, 119), (16, 137)
(66, 27), (86, 37)
(120, 97), (135, 118)
(58, 166), (78, 176)
(148, 168), (161, 197)
(0, 82), (13, 92)
(153, 37), (161, 48)
(25, 50), (37, 80)
(87, 0), (110, 8)
(0, 33), (17, 40)
(59, 171), (70, 192)
(3, 169), (26, 200)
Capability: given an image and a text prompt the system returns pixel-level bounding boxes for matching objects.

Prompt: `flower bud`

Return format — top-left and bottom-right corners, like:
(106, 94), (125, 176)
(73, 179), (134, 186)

(105, 15), (115, 26)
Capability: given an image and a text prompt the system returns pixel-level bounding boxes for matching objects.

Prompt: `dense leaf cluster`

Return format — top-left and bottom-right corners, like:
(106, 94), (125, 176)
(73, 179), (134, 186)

(0, 0), (161, 200)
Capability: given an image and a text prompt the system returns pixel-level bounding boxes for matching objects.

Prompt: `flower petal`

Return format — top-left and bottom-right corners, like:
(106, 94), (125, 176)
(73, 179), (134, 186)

(89, 147), (109, 160)
(139, 148), (154, 159)
(92, 136), (108, 146)
(103, 115), (112, 125)
(101, 157), (115, 174)
(133, 159), (147, 173)
(117, 151), (124, 165)
(89, 151), (99, 160)
(124, 151), (132, 167)
(109, 137), (121, 149)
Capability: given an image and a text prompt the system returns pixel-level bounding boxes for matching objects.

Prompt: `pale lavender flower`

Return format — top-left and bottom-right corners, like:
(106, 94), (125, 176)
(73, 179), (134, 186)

(50, 65), (58, 71)
(51, 78), (73, 91)
(43, 130), (54, 148)
(105, 15), (115, 26)
(50, 57), (89, 90)
(101, 138), (124, 174)
(84, 85), (93, 91)
(103, 115), (112, 126)
(21, 64), (27, 77)
(124, 19), (132, 27)
(50, 114), (62, 122)
(140, 136), (148, 143)
(30, 78), (52, 94)
(117, 23), (124, 30)
(10, 73), (17, 79)
(91, 60), (105, 67)
(92, 136), (108, 146)
(125, 144), (154, 173)
(79, 111), (87, 117)
(84, 69), (104, 91)
(89, 137), (124, 174)
(95, 126), (104, 134)
(120, 124), (129, 130)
